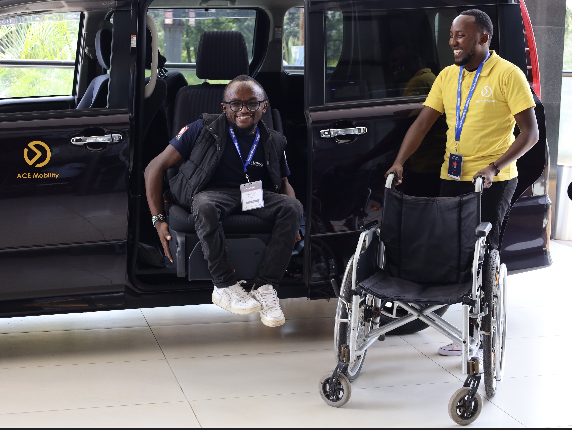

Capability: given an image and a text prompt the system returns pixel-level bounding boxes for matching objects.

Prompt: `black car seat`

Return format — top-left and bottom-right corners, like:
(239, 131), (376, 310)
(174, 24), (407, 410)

(77, 28), (112, 109)
(171, 30), (277, 137)
(166, 30), (282, 280)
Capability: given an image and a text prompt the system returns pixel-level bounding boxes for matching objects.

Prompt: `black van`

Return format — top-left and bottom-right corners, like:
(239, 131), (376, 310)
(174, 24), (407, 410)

(0, 0), (550, 327)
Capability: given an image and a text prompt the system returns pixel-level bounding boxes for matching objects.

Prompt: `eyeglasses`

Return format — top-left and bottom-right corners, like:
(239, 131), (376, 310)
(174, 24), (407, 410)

(223, 100), (266, 112)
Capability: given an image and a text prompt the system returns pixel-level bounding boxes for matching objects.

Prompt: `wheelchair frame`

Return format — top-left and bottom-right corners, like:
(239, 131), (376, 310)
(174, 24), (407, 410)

(320, 175), (508, 426)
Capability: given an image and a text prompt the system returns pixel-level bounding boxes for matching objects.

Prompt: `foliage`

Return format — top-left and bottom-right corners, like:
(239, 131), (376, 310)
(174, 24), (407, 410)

(0, 13), (79, 98)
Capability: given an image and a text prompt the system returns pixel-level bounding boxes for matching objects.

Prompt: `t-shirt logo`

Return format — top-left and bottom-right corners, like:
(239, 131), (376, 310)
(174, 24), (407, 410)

(481, 86), (493, 98)
(176, 125), (189, 140)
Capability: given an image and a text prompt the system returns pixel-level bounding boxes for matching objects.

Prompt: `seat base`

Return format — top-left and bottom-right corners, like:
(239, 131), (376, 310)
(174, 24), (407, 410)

(359, 270), (471, 305)
(187, 237), (267, 281)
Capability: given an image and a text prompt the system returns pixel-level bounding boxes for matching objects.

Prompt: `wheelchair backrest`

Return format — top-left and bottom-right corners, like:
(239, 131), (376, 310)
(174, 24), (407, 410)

(380, 189), (479, 285)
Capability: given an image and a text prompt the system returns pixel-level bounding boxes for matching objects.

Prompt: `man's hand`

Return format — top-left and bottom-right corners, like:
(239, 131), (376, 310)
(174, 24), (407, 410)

(473, 165), (496, 188)
(295, 231), (302, 242)
(385, 164), (404, 185)
(155, 221), (173, 263)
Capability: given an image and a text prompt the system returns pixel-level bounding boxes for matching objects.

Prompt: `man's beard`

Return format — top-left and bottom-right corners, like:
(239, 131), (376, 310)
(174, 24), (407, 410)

(230, 121), (257, 136)
(454, 40), (478, 66)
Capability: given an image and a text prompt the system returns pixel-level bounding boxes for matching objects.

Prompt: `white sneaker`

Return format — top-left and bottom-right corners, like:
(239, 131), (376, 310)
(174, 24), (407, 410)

(212, 281), (262, 315)
(250, 284), (285, 327)
(438, 343), (462, 356)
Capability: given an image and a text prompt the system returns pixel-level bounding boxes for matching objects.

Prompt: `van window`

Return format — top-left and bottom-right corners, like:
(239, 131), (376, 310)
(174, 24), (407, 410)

(282, 7), (304, 75)
(0, 12), (81, 98)
(324, 6), (497, 104)
(147, 8), (256, 84)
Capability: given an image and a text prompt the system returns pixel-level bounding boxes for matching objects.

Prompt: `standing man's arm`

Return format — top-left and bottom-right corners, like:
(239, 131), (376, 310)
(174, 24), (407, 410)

(385, 106), (442, 184)
(473, 107), (539, 187)
(144, 145), (183, 262)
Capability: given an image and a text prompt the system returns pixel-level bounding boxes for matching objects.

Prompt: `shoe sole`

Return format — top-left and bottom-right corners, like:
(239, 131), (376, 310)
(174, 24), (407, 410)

(212, 294), (262, 315)
(438, 350), (462, 356)
(260, 315), (286, 327)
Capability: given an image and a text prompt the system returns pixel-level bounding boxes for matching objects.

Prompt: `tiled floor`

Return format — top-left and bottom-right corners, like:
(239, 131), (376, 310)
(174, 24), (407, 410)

(0, 242), (571, 427)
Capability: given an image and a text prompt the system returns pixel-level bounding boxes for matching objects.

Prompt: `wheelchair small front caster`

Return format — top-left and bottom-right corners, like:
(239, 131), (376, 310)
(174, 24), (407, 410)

(448, 387), (483, 425)
(319, 371), (351, 407)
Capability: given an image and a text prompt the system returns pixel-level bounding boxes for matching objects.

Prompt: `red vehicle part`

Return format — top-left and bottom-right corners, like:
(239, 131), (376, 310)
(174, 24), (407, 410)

(520, 0), (541, 100)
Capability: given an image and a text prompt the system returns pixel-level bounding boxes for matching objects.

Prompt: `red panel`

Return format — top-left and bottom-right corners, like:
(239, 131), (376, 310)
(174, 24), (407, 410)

(520, 0), (541, 101)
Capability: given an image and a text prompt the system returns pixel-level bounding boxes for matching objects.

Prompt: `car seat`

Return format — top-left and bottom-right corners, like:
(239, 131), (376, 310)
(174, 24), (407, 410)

(171, 30), (278, 137)
(166, 30), (282, 280)
(77, 28), (112, 109)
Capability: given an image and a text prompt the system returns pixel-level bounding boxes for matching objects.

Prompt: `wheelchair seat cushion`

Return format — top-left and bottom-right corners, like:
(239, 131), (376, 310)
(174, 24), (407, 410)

(169, 204), (274, 234)
(358, 270), (472, 305)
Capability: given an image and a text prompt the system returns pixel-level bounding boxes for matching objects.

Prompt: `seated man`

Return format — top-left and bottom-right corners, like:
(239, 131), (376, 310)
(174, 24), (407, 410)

(144, 75), (303, 328)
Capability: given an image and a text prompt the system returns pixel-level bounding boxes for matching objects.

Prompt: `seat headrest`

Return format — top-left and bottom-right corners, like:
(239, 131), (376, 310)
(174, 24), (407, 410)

(95, 28), (112, 70)
(196, 31), (249, 80)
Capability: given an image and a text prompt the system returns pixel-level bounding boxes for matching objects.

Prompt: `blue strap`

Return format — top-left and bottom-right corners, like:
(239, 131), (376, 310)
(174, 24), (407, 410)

(455, 52), (491, 144)
(229, 126), (261, 176)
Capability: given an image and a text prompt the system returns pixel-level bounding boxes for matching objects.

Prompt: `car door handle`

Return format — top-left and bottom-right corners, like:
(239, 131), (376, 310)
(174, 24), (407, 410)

(320, 127), (367, 139)
(70, 134), (122, 151)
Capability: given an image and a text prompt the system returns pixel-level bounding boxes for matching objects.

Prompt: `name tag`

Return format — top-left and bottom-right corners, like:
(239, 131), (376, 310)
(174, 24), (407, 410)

(447, 153), (463, 181)
(240, 180), (264, 211)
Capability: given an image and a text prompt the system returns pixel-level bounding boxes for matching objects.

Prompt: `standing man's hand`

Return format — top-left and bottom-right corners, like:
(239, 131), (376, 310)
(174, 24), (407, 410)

(155, 221), (173, 263)
(385, 164), (404, 185)
(473, 165), (496, 188)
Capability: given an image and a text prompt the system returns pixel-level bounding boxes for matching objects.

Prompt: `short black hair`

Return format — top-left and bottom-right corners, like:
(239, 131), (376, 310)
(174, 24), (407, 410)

(460, 9), (494, 37)
(223, 75), (268, 101)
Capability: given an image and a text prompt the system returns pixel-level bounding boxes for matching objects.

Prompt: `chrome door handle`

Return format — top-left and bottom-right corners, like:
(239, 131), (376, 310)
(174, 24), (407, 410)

(320, 127), (367, 138)
(71, 134), (123, 145)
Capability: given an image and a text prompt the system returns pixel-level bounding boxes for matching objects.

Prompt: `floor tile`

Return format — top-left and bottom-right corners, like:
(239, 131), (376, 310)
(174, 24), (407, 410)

(141, 298), (338, 327)
(169, 345), (456, 401)
(190, 384), (523, 428)
(0, 360), (186, 414)
(0, 402), (200, 428)
(0, 327), (163, 368)
(0, 309), (148, 334)
(487, 373), (572, 427)
(152, 317), (407, 360)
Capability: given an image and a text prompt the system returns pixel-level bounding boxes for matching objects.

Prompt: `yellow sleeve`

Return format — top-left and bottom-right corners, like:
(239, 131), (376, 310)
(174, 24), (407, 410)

(423, 71), (445, 114)
(503, 67), (536, 115)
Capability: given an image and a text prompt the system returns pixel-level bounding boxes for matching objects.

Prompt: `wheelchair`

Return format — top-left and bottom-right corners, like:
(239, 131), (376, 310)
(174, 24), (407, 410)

(318, 173), (507, 426)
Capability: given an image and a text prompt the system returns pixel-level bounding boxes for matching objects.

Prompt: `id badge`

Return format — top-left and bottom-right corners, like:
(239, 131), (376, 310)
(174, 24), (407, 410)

(240, 180), (264, 211)
(447, 153), (463, 181)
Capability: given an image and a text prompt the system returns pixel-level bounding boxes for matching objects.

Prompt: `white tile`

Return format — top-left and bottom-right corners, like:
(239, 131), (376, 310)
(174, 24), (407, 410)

(0, 327), (163, 368)
(0, 360), (186, 414)
(190, 384), (523, 428)
(141, 297), (338, 327)
(0, 309), (148, 334)
(0, 402), (200, 428)
(487, 374), (572, 427)
(152, 317), (407, 360)
(169, 345), (456, 401)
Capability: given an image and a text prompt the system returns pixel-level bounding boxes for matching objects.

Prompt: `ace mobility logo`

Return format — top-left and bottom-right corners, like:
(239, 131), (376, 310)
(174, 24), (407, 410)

(18, 141), (59, 179)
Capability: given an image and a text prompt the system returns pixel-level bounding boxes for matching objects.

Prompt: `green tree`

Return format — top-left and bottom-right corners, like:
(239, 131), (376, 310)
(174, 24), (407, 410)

(0, 13), (79, 98)
(564, 6), (572, 70)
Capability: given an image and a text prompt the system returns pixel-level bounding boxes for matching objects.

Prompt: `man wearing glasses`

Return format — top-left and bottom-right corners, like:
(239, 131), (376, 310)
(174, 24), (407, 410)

(145, 75), (303, 327)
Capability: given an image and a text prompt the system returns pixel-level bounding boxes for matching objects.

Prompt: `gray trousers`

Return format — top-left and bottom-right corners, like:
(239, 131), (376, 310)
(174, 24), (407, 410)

(191, 188), (303, 288)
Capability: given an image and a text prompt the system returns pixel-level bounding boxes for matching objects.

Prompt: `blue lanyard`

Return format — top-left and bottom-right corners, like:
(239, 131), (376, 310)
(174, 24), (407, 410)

(455, 52), (490, 144)
(229, 126), (261, 179)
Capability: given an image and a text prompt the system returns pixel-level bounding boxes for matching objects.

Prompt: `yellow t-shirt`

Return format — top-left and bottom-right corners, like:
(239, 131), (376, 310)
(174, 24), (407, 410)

(423, 51), (536, 181)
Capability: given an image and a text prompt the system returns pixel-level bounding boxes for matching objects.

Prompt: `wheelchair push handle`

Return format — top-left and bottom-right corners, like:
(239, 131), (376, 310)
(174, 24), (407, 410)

(385, 172), (397, 189)
(474, 175), (484, 193)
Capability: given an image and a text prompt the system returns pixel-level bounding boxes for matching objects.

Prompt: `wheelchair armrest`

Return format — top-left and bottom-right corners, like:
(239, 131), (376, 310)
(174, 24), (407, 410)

(475, 222), (492, 237)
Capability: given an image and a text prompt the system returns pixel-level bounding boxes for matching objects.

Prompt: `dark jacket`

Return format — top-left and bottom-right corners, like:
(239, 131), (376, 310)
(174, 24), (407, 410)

(169, 112), (287, 212)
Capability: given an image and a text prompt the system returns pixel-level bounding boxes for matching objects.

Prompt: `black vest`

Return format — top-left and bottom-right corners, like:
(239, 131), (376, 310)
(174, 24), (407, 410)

(169, 113), (287, 212)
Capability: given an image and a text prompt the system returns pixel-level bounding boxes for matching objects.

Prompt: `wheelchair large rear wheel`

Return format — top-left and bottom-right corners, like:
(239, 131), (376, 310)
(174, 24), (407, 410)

(334, 256), (370, 381)
(483, 250), (507, 398)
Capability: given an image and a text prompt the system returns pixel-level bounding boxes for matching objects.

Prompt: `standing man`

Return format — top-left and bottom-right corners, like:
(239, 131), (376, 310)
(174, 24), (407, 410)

(385, 9), (539, 355)
(145, 75), (303, 328)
